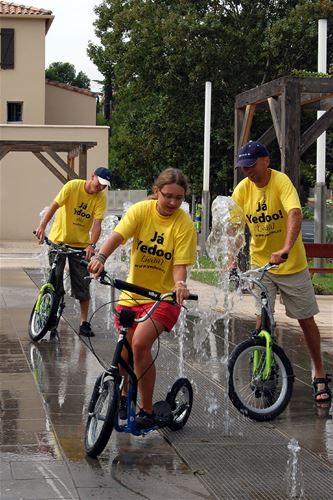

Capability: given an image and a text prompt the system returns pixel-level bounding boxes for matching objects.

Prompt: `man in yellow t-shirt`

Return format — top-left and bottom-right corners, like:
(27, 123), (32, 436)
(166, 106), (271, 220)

(35, 167), (110, 337)
(232, 141), (331, 404)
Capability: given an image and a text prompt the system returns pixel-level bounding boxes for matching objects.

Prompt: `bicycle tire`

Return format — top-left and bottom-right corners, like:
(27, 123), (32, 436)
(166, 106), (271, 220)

(85, 378), (120, 458)
(166, 378), (193, 431)
(28, 287), (57, 341)
(228, 338), (294, 421)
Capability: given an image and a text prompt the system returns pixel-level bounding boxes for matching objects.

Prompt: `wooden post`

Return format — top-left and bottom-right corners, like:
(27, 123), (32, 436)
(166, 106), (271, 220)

(280, 80), (301, 190)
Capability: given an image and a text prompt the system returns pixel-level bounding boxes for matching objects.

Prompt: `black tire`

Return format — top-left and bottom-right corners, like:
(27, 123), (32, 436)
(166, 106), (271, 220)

(28, 287), (57, 341)
(166, 378), (193, 431)
(85, 378), (120, 458)
(228, 338), (294, 421)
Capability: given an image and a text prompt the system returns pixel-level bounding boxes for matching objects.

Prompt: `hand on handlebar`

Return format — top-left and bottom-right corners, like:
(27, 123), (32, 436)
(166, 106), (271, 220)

(173, 282), (190, 305)
(87, 256), (105, 278)
(269, 251), (289, 265)
(34, 227), (45, 244)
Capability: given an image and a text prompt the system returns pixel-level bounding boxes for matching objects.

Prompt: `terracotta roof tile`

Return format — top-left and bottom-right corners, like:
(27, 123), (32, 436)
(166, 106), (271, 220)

(46, 80), (99, 98)
(0, 1), (52, 16)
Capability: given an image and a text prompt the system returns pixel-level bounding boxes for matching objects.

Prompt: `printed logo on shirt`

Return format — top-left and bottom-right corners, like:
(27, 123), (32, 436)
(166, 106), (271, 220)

(136, 231), (173, 261)
(74, 202), (91, 226)
(246, 201), (283, 237)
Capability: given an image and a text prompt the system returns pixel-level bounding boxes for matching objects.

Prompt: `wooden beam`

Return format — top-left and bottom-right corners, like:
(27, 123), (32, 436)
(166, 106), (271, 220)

(0, 145), (12, 161)
(0, 140), (97, 152)
(79, 144), (88, 179)
(33, 152), (67, 184)
(257, 125), (276, 146)
(236, 77), (333, 108)
(280, 80), (301, 190)
(239, 104), (256, 146)
(44, 148), (78, 179)
(300, 107), (333, 155)
(267, 97), (282, 148)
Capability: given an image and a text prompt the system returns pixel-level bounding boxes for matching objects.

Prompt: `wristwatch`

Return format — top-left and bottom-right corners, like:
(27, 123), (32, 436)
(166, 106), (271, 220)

(90, 243), (96, 249)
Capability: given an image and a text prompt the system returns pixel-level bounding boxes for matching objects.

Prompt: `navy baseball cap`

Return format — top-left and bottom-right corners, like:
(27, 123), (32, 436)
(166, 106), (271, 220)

(94, 167), (111, 188)
(237, 141), (269, 167)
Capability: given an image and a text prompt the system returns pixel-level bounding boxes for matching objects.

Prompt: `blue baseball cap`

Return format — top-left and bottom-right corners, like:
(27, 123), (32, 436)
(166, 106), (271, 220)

(237, 141), (269, 167)
(94, 167), (111, 188)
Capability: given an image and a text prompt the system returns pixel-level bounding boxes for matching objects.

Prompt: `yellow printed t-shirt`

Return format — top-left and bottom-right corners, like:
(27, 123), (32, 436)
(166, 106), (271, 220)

(49, 180), (107, 247)
(232, 170), (307, 275)
(114, 199), (197, 305)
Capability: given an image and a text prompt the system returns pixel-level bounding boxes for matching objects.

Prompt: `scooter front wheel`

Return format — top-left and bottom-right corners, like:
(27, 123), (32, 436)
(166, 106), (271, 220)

(85, 378), (120, 458)
(166, 378), (193, 431)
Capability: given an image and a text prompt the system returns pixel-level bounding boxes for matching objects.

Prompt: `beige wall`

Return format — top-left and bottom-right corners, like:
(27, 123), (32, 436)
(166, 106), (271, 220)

(0, 18), (46, 124)
(0, 125), (109, 240)
(45, 85), (97, 125)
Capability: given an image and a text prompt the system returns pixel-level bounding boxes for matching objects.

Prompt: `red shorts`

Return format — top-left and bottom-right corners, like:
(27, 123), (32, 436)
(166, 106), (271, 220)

(115, 302), (181, 332)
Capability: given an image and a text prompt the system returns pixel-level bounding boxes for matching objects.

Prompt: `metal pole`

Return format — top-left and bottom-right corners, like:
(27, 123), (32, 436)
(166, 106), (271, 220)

(314, 19), (327, 267)
(201, 81), (212, 255)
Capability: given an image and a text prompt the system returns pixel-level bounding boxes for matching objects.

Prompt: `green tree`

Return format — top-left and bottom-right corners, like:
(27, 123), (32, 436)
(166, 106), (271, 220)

(88, 0), (333, 196)
(45, 62), (91, 90)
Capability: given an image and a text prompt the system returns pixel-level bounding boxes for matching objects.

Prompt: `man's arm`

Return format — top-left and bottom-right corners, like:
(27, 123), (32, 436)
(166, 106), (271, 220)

(85, 219), (103, 260)
(35, 201), (59, 242)
(270, 208), (302, 264)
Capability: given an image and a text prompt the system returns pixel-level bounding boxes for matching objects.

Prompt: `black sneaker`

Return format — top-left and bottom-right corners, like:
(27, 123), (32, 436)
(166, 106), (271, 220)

(119, 395), (128, 420)
(79, 321), (95, 337)
(135, 409), (156, 430)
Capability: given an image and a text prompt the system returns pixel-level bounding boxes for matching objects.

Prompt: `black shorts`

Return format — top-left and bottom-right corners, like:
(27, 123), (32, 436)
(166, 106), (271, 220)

(49, 250), (90, 301)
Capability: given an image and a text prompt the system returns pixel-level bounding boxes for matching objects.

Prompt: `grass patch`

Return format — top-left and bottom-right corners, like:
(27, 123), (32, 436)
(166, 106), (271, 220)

(191, 257), (333, 294)
(312, 273), (333, 295)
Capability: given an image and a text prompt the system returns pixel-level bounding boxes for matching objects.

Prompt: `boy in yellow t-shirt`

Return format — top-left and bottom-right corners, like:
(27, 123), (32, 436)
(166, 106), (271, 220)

(35, 167), (110, 337)
(232, 141), (331, 404)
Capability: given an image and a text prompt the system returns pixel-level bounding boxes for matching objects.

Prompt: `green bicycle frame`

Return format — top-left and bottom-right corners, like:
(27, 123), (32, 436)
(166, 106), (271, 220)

(253, 330), (273, 381)
(35, 283), (55, 312)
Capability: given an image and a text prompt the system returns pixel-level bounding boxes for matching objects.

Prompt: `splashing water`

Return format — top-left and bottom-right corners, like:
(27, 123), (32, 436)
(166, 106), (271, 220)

(286, 438), (304, 498)
(205, 196), (245, 434)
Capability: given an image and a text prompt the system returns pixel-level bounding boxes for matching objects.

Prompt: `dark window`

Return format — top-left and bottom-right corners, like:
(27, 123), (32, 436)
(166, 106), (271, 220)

(1, 28), (14, 69)
(7, 102), (23, 122)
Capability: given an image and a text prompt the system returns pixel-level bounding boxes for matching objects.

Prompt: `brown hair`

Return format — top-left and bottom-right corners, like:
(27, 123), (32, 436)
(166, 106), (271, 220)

(149, 168), (189, 199)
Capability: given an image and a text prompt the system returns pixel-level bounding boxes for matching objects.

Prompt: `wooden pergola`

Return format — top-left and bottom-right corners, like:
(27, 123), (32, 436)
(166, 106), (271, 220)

(234, 76), (333, 191)
(0, 140), (97, 183)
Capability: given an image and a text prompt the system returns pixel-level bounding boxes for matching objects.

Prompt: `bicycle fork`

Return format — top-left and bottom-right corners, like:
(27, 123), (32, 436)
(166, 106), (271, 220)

(253, 330), (273, 381)
(35, 283), (55, 312)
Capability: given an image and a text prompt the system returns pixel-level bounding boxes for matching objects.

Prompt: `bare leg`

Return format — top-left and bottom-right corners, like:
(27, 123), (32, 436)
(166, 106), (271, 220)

(132, 319), (164, 414)
(79, 299), (90, 324)
(298, 317), (328, 401)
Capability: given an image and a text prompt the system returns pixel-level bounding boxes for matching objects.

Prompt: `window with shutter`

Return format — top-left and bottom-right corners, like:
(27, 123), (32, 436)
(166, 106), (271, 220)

(1, 28), (15, 69)
(7, 102), (23, 122)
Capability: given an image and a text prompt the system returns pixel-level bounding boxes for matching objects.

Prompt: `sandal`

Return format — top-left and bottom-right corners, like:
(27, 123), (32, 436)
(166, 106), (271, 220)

(312, 374), (332, 403)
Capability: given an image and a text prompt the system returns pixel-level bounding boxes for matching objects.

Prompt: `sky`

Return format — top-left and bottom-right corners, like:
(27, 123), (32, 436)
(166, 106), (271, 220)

(26, 0), (104, 92)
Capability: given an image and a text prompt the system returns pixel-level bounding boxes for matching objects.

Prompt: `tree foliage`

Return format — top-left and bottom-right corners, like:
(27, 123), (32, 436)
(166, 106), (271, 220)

(88, 0), (333, 197)
(45, 62), (91, 89)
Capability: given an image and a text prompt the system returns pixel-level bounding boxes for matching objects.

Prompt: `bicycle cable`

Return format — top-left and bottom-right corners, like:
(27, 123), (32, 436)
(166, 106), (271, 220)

(86, 286), (182, 382)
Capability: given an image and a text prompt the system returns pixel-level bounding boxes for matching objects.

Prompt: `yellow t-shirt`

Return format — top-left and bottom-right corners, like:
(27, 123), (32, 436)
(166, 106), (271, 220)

(49, 180), (107, 247)
(232, 169), (307, 275)
(114, 199), (197, 305)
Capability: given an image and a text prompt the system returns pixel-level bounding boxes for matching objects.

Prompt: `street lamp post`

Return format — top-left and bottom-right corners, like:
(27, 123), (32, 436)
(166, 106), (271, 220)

(314, 18), (327, 268)
(201, 81), (212, 255)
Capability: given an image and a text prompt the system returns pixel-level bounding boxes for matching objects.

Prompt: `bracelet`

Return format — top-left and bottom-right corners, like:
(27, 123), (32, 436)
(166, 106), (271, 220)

(96, 253), (107, 264)
(176, 280), (187, 288)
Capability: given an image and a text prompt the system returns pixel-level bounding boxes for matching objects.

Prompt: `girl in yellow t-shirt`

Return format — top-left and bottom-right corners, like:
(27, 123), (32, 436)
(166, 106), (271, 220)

(88, 168), (197, 429)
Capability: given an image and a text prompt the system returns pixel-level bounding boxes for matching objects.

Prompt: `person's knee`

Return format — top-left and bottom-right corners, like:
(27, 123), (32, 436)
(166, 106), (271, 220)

(132, 338), (150, 358)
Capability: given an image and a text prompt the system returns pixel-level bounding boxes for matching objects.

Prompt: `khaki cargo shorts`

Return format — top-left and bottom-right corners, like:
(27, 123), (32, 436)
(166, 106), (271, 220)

(254, 267), (319, 320)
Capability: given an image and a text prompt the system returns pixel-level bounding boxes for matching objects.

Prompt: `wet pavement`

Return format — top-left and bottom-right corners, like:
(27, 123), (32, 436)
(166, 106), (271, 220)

(1, 244), (333, 499)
